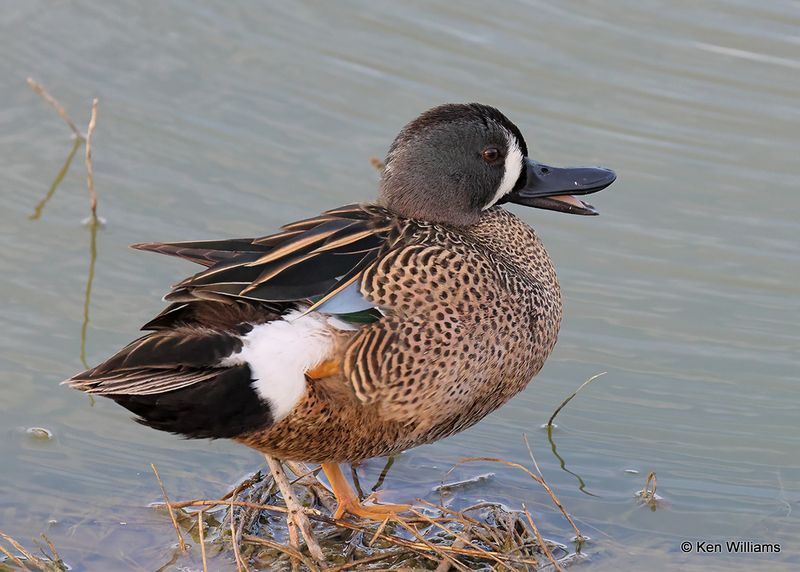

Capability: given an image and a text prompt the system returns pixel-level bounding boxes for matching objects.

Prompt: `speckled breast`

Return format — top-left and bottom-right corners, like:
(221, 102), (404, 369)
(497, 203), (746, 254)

(238, 208), (562, 463)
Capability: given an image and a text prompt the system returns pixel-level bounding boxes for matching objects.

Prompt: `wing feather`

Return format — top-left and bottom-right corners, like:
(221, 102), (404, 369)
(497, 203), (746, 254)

(63, 324), (249, 395)
(135, 204), (400, 309)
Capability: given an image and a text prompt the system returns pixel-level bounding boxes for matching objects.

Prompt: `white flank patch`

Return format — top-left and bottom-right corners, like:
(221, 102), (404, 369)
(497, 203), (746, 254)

(483, 130), (525, 210)
(219, 308), (341, 421)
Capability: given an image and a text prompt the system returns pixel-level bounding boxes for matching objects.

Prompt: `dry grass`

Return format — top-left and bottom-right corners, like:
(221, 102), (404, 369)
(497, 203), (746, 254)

(84, 98), (99, 219)
(26, 78), (84, 140)
(0, 530), (64, 571)
(547, 372), (606, 429)
(197, 510), (209, 572)
(635, 471), (663, 511)
(147, 453), (581, 571)
(150, 463), (187, 552)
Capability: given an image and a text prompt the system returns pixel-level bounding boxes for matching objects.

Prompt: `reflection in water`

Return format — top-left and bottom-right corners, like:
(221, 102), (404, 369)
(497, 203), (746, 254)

(79, 216), (99, 369)
(79, 99), (100, 369)
(349, 456), (396, 499)
(545, 373), (607, 496)
(547, 425), (597, 498)
(28, 136), (100, 372)
(370, 456), (395, 493)
(349, 464), (365, 499)
(28, 137), (82, 221)
(26, 82), (101, 372)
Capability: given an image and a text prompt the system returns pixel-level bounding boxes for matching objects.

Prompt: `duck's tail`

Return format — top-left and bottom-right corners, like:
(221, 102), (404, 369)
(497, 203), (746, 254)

(63, 322), (275, 439)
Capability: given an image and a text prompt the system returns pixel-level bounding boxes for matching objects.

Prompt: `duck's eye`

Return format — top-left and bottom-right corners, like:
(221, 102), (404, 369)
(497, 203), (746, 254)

(482, 147), (500, 163)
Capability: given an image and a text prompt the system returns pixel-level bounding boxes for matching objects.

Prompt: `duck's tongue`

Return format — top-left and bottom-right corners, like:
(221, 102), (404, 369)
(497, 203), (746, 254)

(538, 194), (598, 215)
(549, 195), (590, 209)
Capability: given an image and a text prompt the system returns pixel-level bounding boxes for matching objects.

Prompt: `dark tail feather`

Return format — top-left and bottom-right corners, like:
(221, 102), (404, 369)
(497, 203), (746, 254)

(110, 364), (273, 439)
(130, 239), (269, 267)
(63, 321), (275, 439)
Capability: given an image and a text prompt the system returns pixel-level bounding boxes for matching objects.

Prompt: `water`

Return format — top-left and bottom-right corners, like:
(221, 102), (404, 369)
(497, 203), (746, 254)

(2, 1), (798, 569)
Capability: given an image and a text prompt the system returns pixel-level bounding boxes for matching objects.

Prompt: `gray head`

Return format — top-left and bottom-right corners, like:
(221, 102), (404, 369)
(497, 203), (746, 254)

(379, 103), (616, 226)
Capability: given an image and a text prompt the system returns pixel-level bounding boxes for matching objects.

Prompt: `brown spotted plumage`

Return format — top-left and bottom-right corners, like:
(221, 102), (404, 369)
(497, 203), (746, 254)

(235, 207), (560, 462)
(64, 103), (615, 518)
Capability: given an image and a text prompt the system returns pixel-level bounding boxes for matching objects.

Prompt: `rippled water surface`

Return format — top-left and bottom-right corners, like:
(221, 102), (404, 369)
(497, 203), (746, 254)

(2, 1), (799, 570)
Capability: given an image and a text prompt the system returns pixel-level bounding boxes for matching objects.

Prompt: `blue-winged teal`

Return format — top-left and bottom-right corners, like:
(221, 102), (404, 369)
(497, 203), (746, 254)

(65, 103), (615, 519)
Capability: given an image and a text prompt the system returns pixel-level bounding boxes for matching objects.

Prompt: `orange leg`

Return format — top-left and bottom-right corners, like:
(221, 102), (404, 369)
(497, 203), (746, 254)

(307, 359), (341, 379)
(320, 463), (410, 520)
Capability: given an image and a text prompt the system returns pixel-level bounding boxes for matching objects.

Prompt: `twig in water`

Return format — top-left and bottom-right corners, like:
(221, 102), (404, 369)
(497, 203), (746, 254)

(242, 535), (321, 572)
(392, 517), (467, 571)
(547, 372), (606, 428)
(306, 511), (539, 564)
(454, 457), (584, 544)
(221, 470), (265, 501)
(229, 497), (248, 572)
(410, 508), (511, 572)
(31, 534), (64, 571)
(368, 516), (390, 547)
(41, 534), (62, 568)
(324, 550), (402, 571)
(523, 434), (543, 478)
(522, 505), (564, 572)
(636, 471), (660, 511)
(84, 99), (98, 219)
(27, 78), (84, 140)
(264, 455), (325, 564)
(156, 498), (291, 514)
(197, 510), (208, 572)
(285, 461), (336, 514)
(642, 471), (656, 499)
(434, 535), (469, 572)
(0, 542), (27, 569)
(78, 98), (101, 369)
(0, 529), (53, 570)
(417, 499), (483, 527)
(150, 464), (187, 552)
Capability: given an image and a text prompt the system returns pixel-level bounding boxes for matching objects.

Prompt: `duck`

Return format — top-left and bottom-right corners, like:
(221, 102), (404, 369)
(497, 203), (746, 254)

(64, 103), (615, 520)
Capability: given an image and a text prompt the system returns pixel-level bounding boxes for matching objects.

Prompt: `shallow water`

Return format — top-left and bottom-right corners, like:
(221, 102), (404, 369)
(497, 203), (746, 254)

(1, 1), (799, 570)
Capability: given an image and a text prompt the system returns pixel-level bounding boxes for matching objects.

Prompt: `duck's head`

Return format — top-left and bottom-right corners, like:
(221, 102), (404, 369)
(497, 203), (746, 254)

(379, 103), (616, 226)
